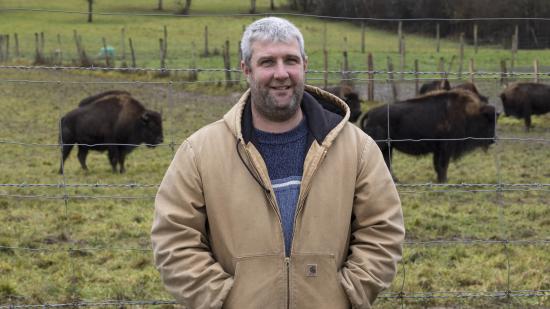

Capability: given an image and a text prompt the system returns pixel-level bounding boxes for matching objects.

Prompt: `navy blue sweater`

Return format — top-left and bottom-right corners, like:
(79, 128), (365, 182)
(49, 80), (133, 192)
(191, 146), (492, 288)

(254, 117), (308, 256)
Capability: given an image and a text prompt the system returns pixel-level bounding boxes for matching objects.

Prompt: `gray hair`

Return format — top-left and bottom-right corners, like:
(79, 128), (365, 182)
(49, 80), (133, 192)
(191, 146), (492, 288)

(240, 17), (306, 67)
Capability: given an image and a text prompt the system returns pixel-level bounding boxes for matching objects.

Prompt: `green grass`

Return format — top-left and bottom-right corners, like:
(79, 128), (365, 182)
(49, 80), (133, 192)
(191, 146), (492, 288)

(1, 1), (549, 308)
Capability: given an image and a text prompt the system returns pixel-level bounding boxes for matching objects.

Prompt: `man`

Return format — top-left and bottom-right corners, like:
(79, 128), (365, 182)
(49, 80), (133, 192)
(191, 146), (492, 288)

(151, 17), (404, 309)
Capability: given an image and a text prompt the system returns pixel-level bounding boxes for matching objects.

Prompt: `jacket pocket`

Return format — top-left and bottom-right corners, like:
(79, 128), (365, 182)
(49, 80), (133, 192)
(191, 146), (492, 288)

(291, 254), (350, 309)
(223, 255), (284, 309)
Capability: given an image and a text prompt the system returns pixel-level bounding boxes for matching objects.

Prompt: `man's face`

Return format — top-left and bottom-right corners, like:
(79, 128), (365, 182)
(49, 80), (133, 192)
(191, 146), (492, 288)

(242, 39), (307, 122)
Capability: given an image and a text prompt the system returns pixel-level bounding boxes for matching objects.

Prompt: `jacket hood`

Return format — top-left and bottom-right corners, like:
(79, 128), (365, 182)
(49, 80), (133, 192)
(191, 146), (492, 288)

(223, 85), (350, 148)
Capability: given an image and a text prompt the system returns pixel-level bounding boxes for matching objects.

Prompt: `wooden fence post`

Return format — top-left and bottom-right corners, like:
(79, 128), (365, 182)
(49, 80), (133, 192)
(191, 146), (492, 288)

(400, 35), (405, 80)
(414, 59), (419, 95)
(120, 27), (127, 67)
(387, 56), (397, 101)
(438, 57), (445, 79)
(190, 41), (198, 81)
(102, 37), (111, 68)
(223, 39), (232, 87)
(128, 38), (136, 69)
(367, 52), (374, 101)
(14, 33), (19, 58)
(473, 23), (478, 54)
(0, 35), (4, 62)
(436, 23), (440, 53)
(397, 21), (402, 54)
(236, 40), (242, 85)
(361, 22), (365, 54)
(500, 59), (507, 86)
(159, 38), (166, 72)
(56, 34), (63, 65)
(458, 33), (464, 79)
(204, 25), (209, 57)
(323, 22), (328, 89)
(533, 59), (539, 83)
(5, 34), (9, 61)
(510, 25), (518, 79)
(469, 58), (475, 83)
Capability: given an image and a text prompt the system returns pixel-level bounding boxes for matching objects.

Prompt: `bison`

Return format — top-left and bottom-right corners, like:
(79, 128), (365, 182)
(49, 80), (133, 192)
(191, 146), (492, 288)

(324, 85), (362, 122)
(360, 89), (497, 183)
(500, 82), (550, 131)
(420, 79), (488, 103)
(59, 92), (163, 174)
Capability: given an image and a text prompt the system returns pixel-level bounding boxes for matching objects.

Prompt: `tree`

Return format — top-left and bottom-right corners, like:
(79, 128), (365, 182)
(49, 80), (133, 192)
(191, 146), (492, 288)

(250, 0), (257, 14)
(178, 0), (192, 15)
(87, 0), (94, 23)
(157, 0), (163, 10)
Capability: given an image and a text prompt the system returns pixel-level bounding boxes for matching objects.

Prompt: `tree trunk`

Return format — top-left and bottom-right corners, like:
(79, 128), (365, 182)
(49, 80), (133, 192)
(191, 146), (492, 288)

(181, 0), (191, 15)
(158, 0), (163, 10)
(87, 0), (93, 23)
(270, 0), (275, 10)
(250, 0), (256, 13)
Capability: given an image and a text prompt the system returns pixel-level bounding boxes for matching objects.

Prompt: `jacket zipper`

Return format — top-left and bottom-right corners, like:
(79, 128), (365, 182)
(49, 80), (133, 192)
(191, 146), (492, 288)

(285, 257), (291, 309)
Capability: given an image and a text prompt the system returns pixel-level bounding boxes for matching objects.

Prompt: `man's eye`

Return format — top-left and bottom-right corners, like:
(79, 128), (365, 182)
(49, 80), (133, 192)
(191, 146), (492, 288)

(261, 60), (274, 66)
(286, 59), (299, 64)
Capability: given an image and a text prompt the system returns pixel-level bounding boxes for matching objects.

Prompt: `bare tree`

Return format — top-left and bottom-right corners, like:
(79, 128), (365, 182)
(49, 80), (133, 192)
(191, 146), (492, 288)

(250, 0), (257, 13)
(87, 0), (94, 23)
(178, 0), (192, 15)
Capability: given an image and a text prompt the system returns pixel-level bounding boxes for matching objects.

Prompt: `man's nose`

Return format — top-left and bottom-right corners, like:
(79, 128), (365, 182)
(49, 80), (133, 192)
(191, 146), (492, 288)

(273, 61), (290, 80)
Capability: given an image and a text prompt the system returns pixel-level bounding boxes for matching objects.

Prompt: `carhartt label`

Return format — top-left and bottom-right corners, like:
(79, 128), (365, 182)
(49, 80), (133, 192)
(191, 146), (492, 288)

(306, 264), (318, 277)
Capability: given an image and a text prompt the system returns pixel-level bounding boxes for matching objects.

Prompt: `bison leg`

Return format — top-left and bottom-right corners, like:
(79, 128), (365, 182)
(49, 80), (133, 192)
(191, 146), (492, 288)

(108, 147), (119, 173)
(433, 150), (450, 183)
(380, 144), (399, 182)
(77, 146), (89, 171)
(59, 144), (74, 174)
(118, 151), (126, 173)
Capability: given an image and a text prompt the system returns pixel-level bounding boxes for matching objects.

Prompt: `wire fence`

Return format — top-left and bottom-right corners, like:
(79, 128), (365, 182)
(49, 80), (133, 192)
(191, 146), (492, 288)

(1, 8), (549, 309)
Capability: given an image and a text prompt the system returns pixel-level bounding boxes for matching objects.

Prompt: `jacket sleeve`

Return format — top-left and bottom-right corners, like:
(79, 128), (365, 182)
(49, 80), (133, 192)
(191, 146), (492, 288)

(151, 140), (233, 309)
(339, 136), (405, 309)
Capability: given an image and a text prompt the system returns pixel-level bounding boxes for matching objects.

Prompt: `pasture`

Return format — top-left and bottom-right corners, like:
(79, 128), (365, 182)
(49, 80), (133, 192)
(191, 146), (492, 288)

(1, 1), (549, 308)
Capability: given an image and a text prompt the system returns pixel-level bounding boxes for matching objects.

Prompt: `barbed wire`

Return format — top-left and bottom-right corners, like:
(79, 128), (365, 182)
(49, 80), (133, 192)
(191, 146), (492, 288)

(1, 182), (549, 190)
(2, 65), (550, 79)
(2, 289), (550, 309)
(1, 239), (547, 254)
(2, 8), (550, 22)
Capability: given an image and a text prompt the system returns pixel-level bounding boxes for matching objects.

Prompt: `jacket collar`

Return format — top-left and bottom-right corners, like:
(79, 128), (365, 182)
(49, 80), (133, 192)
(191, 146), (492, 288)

(225, 85), (350, 147)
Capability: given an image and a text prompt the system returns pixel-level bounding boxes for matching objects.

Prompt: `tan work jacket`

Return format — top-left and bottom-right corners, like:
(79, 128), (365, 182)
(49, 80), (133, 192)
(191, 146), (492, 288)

(151, 85), (405, 309)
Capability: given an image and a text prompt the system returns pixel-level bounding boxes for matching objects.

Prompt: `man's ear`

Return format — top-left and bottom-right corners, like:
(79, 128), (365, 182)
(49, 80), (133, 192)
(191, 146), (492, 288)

(303, 56), (308, 71)
(241, 60), (250, 75)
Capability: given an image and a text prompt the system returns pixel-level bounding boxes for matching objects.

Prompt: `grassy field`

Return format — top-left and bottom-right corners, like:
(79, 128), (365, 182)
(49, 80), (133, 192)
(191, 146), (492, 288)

(1, 1), (550, 308)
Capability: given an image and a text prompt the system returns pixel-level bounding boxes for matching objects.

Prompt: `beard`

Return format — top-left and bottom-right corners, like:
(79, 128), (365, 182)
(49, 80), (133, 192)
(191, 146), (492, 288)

(250, 81), (305, 122)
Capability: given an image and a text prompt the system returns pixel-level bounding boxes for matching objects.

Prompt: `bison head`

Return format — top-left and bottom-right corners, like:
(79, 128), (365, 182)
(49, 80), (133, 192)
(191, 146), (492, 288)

(465, 104), (498, 152)
(139, 111), (163, 147)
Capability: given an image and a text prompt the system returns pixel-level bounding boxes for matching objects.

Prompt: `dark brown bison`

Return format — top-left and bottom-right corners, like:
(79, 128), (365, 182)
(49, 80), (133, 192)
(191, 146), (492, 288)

(420, 79), (488, 103)
(360, 89), (497, 183)
(59, 92), (163, 174)
(324, 85), (362, 122)
(500, 82), (550, 131)
(78, 90), (131, 107)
